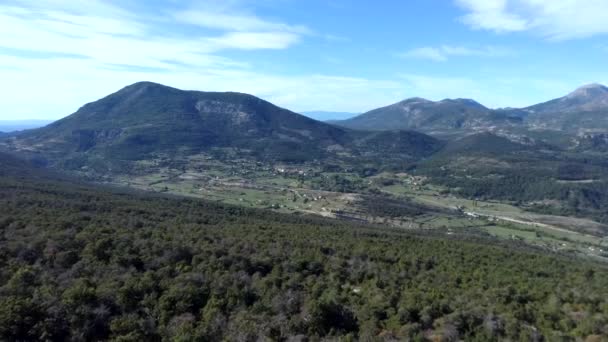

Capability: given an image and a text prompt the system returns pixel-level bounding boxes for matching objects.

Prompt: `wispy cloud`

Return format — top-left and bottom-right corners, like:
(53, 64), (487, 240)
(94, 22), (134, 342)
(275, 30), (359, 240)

(0, 1), (406, 117)
(455, 0), (608, 40)
(0, 1), (321, 119)
(206, 32), (301, 50)
(0, 1), (309, 66)
(173, 9), (310, 35)
(399, 45), (513, 62)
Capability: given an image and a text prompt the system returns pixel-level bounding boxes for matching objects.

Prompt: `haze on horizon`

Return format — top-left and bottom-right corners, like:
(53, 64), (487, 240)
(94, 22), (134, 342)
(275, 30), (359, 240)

(1, 0), (608, 120)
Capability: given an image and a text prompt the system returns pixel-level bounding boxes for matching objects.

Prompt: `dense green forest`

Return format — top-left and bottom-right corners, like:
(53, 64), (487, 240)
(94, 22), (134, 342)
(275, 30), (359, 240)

(419, 139), (608, 225)
(1, 161), (608, 341)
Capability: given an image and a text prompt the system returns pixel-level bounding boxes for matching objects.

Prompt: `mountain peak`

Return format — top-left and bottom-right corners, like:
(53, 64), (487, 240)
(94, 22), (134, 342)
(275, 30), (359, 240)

(440, 98), (487, 109)
(576, 83), (607, 90)
(399, 97), (432, 104)
(566, 83), (608, 99)
(118, 81), (180, 95)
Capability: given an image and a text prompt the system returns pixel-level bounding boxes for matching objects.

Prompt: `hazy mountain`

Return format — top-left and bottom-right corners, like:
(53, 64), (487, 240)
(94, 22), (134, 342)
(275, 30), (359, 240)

(332, 83), (608, 135)
(1, 82), (441, 172)
(521, 83), (608, 131)
(0, 119), (54, 132)
(351, 129), (445, 159)
(438, 132), (533, 156)
(527, 83), (608, 114)
(333, 97), (521, 135)
(301, 111), (359, 121)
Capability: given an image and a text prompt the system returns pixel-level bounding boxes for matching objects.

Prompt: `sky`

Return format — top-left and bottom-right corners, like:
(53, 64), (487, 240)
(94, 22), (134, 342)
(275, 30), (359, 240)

(1, 0), (608, 120)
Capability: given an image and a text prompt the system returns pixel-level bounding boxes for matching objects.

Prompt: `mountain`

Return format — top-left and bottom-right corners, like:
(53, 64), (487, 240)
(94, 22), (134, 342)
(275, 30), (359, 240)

(332, 83), (608, 136)
(521, 83), (608, 131)
(333, 97), (521, 135)
(0, 151), (63, 180)
(574, 132), (608, 152)
(301, 111), (359, 121)
(437, 132), (532, 156)
(351, 130), (444, 159)
(4, 82), (352, 164)
(0, 82), (441, 172)
(0, 151), (30, 174)
(0, 119), (54, 132)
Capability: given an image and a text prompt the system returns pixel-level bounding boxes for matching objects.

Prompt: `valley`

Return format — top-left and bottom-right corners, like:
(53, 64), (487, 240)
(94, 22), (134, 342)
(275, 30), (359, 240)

(3, 81), (608, 340)
(78, 149), (608, 262)
(5, 2), (608, 340)
(3, 82), (608, 266)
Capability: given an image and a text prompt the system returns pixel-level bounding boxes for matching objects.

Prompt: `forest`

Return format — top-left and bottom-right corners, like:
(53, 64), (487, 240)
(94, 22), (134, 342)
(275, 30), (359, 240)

(1, 162), (608, 341)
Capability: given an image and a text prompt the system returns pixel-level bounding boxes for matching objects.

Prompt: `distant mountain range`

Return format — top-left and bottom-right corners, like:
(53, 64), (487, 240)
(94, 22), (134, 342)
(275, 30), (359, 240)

(0, 119), (53, 132)
(4, 80), (608, 179)
(0, 82), (441, 172)
(333, 97), (521, 136)
(3, 81), (608, 226)
(300, 111), (359, 121)
(332, 83), (608, 135)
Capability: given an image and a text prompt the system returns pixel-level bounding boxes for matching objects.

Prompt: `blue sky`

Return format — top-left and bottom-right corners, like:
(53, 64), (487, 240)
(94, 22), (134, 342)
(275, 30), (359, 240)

(1, 0), (608, 120)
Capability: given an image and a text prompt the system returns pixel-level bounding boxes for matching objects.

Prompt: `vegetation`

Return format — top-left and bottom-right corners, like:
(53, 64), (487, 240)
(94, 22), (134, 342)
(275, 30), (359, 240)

(419, 133), (608, 225)
(1, 158), (608, 341)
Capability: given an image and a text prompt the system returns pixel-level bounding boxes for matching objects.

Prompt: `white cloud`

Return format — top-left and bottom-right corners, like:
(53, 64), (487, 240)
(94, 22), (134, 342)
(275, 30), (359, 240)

(206, 32), (301, 50)
(0, 1), (329, 119)
(401, 47), (448, 62)
(456, 0), (608, 40)
(173, 9), (310, 35)
(399, 45), (513, 62)
(0, 53), (407, 117)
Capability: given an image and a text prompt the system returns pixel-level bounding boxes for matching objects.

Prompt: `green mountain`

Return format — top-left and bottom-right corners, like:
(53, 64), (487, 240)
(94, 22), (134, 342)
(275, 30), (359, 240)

(0, 82), (441, 172)
(9, 82), (348, 161)
(437, 132), (532, 156)
(351, 129), (445, 159)
(574, 132), (608, 152)
(521, 83), (608, 131)
(333, 97), (521, 135)
(334, 83), (608, 137)
(0, 151), (31, 174)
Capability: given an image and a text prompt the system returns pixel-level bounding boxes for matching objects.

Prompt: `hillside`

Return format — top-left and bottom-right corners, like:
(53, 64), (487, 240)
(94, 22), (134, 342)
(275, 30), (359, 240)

(521, 84), (608, 131)
(7, 82), (351, 164)
(1, 153), (608, 341)
(0, 82), (441, 173)
(335, 83), (608, 136)
(333, 97), (521, 135)
(352, 129), (445, 159)
(437, 132), (532, 156)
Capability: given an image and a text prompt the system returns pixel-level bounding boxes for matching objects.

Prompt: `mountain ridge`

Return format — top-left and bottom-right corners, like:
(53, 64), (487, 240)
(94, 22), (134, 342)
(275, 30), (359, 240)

(0, 82), (442, 172)
(333, 83), (608, 134)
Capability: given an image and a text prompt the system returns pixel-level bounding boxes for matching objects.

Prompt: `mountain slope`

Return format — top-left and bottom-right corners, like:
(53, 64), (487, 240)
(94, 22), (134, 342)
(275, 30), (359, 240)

(0, 82), (441, 172)
(333, 83), (608, 136)
(22, 82), (345, 154)
(5, 82), (352, 164)
(438, 132), (532, 156)
(522, 84), (608, 131)
(352, 129), (444, 159)
(333, 97), (521, 135)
